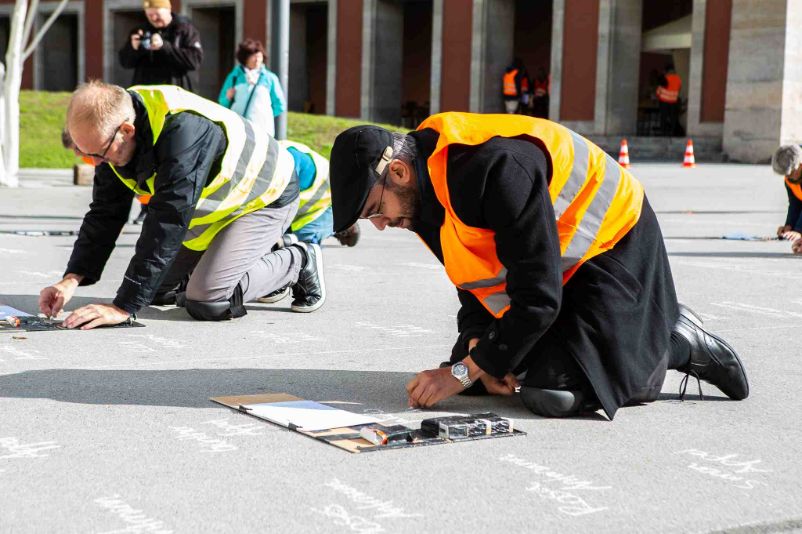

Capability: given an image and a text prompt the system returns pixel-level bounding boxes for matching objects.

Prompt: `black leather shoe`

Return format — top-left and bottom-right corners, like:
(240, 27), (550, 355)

(674, 304), (749, 400)
(334, 223), (360, 247)
(290, 242), (325, 312)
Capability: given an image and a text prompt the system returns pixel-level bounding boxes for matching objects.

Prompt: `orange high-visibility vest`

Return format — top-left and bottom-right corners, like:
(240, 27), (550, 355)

(138, 194), (152, 205)
(521, 76), (530, 94)
(503, 69), (519, 97)
(656, 73), (681, 104)
(417, 112), (645, 318)
(786, 178), (802, 202)
(534, 79), (548, 97)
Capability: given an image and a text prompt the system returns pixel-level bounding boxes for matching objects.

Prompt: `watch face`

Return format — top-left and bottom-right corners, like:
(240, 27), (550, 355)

(452, 362), (468, 379)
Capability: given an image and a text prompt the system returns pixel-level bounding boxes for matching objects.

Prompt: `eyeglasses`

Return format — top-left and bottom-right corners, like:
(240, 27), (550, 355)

(76, 122), (126, 161)
(363, 179), (386, 220)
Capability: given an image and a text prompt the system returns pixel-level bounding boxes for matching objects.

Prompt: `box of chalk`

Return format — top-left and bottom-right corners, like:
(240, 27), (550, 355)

(420, 412), (513, 440)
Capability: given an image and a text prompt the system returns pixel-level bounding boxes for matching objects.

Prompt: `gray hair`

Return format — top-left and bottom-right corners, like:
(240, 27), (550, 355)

(66, 80), (134, 138)
(772, 145), (802, 176)
(391, 132), (418, 166)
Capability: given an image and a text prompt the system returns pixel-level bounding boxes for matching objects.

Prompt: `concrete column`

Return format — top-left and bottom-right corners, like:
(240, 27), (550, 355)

(326, 0), (337, 116)
(600, 0), (641, 135)
(361, 0), (403, 123)
(723, 0), (802, 162)
(549, 0), (565, 121)
(469, 0), (513, 113)
(429, 0), (443, 115)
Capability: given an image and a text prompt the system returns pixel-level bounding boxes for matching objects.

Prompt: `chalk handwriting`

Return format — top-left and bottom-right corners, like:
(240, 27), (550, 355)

(310, 504), (385, 534)
(324, 478), (423, 520)
(120, 334), (185, 350)
(201, 418), (265, 437)
(401, 262), (441, 271)
(354, 321), (433, 338)
(169, 426), (237, 453)
(0, 437), (60, 460)
(95, 494), (173, 534)
(0, 345), (47, 361)
(500, 454), (609, 516)
(249, 331), (321, 344)
(675, 449), (771, 490)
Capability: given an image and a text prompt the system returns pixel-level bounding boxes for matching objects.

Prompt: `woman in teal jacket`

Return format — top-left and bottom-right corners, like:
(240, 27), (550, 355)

(218, 38), (286, 136)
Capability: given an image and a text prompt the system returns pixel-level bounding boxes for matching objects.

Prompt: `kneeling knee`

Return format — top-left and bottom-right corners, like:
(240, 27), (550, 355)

(519, 387), (588, 418)
(185, 285), (246, 321)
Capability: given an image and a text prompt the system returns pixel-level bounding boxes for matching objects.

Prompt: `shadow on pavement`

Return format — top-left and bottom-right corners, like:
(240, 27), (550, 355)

(0, 367), (600, 422)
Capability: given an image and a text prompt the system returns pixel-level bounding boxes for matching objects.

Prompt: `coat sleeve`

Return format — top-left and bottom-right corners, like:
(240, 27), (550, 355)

(158, 22), (203, 73)
(119, 29), (145, 69)
(785, 183), (802, 231)
(448, 140), (563, 378)
(65, 165), (136, 285)
(112, 113), (226, 314)
(268, 71), (287, 117)
(218, 68), (237, 107)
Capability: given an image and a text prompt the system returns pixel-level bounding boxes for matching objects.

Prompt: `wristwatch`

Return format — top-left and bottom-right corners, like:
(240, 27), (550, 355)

(451, 361), (473, 388)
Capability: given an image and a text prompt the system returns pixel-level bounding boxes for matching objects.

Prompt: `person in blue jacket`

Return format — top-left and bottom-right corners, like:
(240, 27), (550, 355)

(218, 38), (285, 137)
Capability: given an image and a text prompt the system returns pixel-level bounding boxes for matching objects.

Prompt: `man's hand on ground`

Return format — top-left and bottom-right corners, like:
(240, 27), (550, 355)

(39, 275), (82, 318)
(782, 230), (802, 242)
(62, 303), (130, 330)
(777, 225), (791, 238)
(406, 367), (466, 408)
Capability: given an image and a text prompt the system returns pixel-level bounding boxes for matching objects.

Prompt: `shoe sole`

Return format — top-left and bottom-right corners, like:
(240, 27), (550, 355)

(291, 243), (325, 313)
(256, 287), (290, 304)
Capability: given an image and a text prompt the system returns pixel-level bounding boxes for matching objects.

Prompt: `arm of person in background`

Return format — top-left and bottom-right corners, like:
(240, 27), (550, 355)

(39, 164), (134, 317)
(407, 140), (562, 407)
(781, 183), (802, 240)
(218, 68), (238, 108)
(267, 70), (287, 117)
(64, 113), (226, 329)
(119, 29), (145, 68)
(157, 21), (203, 73)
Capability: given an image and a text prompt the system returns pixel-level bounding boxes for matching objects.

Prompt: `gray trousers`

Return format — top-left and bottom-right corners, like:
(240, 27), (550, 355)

(157, 198), (303, 308)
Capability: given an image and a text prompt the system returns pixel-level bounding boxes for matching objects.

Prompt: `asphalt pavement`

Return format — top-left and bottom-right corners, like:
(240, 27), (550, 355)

(1, 163), (800, 533)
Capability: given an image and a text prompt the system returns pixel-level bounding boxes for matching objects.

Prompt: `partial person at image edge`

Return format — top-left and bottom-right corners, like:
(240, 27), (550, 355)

(771, 144), (802, 253)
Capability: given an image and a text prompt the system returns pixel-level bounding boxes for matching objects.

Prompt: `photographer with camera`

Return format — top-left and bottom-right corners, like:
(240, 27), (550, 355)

(118, 0), (203, 92)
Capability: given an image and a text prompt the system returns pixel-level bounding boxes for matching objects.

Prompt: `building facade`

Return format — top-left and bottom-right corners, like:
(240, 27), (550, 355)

(0, 0), (799, 162)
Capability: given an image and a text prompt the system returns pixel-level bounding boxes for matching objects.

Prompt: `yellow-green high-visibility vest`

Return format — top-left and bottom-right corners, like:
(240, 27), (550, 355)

(278, 140), (332, 233)
(111, 85), (295, 251)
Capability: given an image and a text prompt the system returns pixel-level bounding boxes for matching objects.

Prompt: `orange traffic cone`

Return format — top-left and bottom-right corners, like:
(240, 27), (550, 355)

(682, 139), (696, 168)
(618, 139), (631, 168)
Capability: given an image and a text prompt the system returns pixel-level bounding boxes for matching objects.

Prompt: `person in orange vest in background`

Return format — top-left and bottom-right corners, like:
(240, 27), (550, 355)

(519, 70), (530, 115)
(531, 66), (550, 119)
(502, 58), (525, 114)
(771, 145), (802, 253)
(656, 63), (681, 136)
(328, 114), (748, 420)
(62, 129), (150, 224)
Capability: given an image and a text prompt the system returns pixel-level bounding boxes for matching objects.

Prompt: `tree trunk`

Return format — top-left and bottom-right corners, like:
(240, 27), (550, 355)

(0, 0), (28, 188)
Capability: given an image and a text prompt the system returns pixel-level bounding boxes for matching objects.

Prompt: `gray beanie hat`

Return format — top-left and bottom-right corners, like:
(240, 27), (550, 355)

(772, 145), (802, 176)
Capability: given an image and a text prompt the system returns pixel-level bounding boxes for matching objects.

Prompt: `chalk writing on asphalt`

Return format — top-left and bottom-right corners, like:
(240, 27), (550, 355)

(95, 494), (173, 534)
(675, 449), (771, 490)
(169, 426), (237, 453)
(500, 453), (610, 516)
(0, 437), (60, 460)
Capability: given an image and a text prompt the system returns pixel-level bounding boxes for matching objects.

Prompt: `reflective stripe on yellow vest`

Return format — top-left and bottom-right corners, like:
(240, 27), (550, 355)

(111, 85), (294, 251)
(786, 178), (802, 202)
(278, 140), (332, 233)
(503, 69), (518, 96)
(418, 112), (645, 318)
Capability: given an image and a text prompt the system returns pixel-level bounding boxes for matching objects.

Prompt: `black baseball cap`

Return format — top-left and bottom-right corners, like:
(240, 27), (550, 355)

(330, 125), (395, 233)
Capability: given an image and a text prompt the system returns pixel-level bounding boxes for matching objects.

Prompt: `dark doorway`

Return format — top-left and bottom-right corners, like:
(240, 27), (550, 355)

(513, 0), (552, 118)
(112, 10), (148, 87)
(0, 17), (9, 61)
(289, 2), (328, 114)
(400, 0), (432, 128)
(38, 13), (79, 91)
(190, 6), (236, 100)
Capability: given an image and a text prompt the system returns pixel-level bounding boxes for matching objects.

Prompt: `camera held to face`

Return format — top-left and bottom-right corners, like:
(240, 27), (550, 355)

(141, 31), (153, 50)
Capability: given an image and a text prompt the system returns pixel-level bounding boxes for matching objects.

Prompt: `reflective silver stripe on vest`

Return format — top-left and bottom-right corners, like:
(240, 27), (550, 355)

(297, 178), (330, 217)
(553, 131), (590, 218)
(560, 153), (623, 272)
(483, 291), (512, 315)
(459, 268), (508, 290)
(225, 136), (282, 221)
(194, 118), (257, 218)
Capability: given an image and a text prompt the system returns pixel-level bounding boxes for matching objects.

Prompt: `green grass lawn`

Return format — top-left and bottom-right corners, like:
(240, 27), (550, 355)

(19, 90), (404, 168)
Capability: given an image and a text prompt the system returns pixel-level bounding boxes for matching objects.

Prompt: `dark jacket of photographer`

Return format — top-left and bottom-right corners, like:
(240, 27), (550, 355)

(118, 13), (203, 91)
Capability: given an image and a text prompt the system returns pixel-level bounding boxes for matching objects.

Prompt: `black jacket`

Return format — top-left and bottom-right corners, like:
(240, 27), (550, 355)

(118, 13), (203, 91)
(784, 183), (802, 231)
(65, 92), (298, 314)
(409, 129), (678, 418)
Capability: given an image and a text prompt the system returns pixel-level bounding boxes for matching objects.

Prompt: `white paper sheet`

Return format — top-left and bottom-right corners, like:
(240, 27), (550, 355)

(241, 400), (381, 431)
